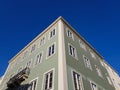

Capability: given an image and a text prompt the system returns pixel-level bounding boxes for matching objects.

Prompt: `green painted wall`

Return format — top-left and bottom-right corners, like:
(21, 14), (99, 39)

(1, 23), (58, 90)
(63, 23), (115, 90)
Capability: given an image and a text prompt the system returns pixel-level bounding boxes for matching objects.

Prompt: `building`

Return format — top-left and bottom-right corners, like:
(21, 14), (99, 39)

(102, 61), (120, 90)
(0, 76), (3, 85)
(0, 16), (120, 90)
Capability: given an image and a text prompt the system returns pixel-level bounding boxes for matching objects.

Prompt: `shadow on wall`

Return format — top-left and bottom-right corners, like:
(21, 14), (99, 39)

(6, 83), (30, 90)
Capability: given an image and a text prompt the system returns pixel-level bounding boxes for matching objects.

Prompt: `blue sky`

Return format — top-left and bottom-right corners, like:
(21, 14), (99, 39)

(0, 0), (120, 76)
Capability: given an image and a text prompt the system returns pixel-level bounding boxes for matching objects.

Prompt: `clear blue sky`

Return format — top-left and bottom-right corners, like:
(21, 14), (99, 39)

(0, 0), (120, 76)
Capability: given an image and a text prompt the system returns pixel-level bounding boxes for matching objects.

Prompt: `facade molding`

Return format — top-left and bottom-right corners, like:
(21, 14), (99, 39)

(58, 20), (68, 90)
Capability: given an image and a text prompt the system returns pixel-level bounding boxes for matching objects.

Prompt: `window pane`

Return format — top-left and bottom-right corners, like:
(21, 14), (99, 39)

(72, 47), (75, 57)
(52, 44), (54, 54)
(50, 31), (52, 38)
(73, 72), (83, 90)
(53, 29), (55, 35)
(29, 79), (37, 90)
(48, 47), (51, 56)
(45, 74), (48, 89)
(69, 45), (72, 56)
(49, 72), (53, 88)
(33, 80), (37, 90)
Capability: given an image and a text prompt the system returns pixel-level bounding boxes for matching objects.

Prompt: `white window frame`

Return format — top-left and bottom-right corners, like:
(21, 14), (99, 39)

(106, 75), (113, 85)
(23, 51), (29, 59)
(79, 40), (86, 51)
(26, 60), (32, 68)
(48, 27), (56, 40)
(89, 49), (96, 59)
(35, 51), (43, 65)
(99, 59), (105, 67)
(42, 68), (55, 90)
(66, 27), (74, 40)
(90, 81), (98, 90)
(71, 70), (84, 90)
(95, 65), (103, 78)
(83, 55), (92, 70)
(31, 44), (36, 53)
(39, 36), (46, 48)
(46, 42), (56, 59)
(68, 43), (78, 60)
(28, 77), (38, 90)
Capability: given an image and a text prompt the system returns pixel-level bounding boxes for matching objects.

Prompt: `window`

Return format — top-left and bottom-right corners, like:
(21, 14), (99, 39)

(90, 82), (97, 90)
(73, 71), (84, 90)
(23, 51), (28, 59)
(79, 40), (86, 51)
(95, 65), (103, 78)
(35, 52), (43, 65)
(106, 76), (112, 85)
(68, 43), (77, 59)
(89, 50), (96, 59)
(26, 61), (31, 68)
(47, 43), (55, 58)
(100, 60), (105, 67)
(66, 28), (74, 40)
(43, 70), (54, 90)
(83, 55), (92, 70)
(112, 78), (115, 85)
(39, 36), (45, 47)
(49, 28), (56, 39)
(31, 44), (36, 53)
(28, 78), (38, 90)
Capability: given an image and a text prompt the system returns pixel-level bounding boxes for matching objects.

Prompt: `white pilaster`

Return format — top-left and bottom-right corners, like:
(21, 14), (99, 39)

(58, 19), (68, 90)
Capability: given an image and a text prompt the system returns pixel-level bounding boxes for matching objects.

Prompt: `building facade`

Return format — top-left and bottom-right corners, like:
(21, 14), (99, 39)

(0, 16), (120, 90)
(103, 61), (120, 90)
(0, 76), (3, 85)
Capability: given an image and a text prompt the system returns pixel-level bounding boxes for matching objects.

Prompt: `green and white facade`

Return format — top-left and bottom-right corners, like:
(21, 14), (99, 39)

(0, 16), (120, 90)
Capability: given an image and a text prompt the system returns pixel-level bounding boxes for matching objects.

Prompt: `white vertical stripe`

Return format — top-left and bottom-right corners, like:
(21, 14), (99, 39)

(47, 73), (50, 89)
(75, 74), (79, 89)
(58, 19), (68, 90)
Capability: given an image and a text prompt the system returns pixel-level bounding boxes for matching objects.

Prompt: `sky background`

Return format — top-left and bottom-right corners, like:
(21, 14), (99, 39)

(0, 0), (120, 77)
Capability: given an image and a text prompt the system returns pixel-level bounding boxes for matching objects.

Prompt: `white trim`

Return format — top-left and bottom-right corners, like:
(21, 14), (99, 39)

(29, 77), (38, 90)
(89, 49), (96, 59)
(68, 43), (78, 60)
(46, 42), (56, 60)
(71, 69), (84, 90)
(22, 50), (29, 60)
(99, 60), (105, 67)
(79, 39), (86, 51)
(25, 59), (32, 68)
(34, 51), (43, 65)
(41, 68), (55, 90)
(83, 55), (92, 70)
(38, 35), (46, 48)
(95, 65), (103, 78)
(106, 75), (113, 85)
(58, 20), (68, 90)
(66, 27), (74, 41)
(48, 27), (57, 40)
(30, 44), (36, 53)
